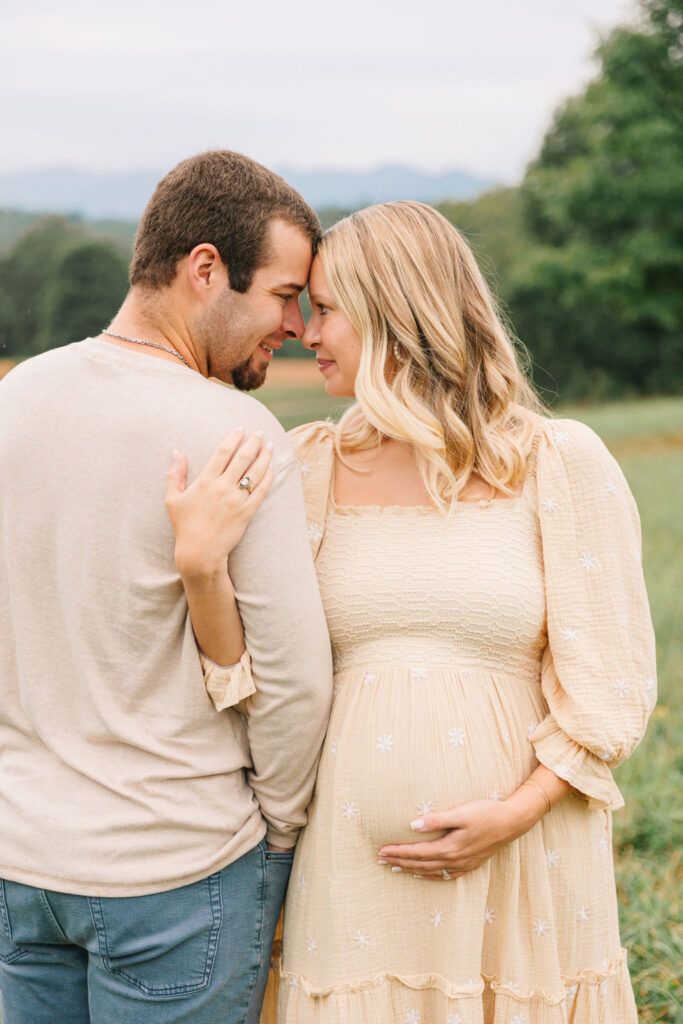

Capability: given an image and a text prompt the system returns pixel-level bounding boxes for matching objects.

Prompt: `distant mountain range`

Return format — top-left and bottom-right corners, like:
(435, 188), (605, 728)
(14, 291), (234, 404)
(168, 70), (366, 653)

(0, 165), (494, 220)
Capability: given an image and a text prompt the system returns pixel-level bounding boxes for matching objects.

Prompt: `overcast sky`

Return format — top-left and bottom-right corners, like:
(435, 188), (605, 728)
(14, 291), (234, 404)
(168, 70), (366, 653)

(2, 0), (636, 183)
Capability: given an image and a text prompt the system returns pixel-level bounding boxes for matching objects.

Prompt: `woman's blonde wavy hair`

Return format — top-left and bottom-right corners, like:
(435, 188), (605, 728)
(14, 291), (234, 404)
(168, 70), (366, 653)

(319, 201), (543, 510)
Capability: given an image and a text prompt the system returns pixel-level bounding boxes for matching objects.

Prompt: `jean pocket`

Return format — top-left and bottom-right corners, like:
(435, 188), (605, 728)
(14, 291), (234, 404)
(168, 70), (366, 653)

(265, 849), (295, 863)
(0, 879), (29, 964)
(89, 872), (222, 997)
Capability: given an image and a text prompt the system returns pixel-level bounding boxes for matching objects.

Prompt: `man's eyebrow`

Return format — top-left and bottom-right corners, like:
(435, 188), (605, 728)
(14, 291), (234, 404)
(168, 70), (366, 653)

(276, 281), (307, 293)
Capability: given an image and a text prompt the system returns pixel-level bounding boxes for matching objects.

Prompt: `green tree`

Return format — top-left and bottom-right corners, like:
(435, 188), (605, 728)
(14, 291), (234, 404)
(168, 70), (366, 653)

(508, 0), (683, 399)
(36, 241), (129, 352)
(0, 217), (74, 357)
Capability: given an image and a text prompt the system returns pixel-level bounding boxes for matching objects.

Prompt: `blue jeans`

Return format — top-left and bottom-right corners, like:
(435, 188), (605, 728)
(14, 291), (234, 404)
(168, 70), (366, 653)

(0, 839), (292, 1024)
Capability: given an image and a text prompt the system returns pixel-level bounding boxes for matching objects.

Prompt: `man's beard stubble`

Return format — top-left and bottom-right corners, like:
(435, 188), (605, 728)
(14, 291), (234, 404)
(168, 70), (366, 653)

(231, 356), (268, 392)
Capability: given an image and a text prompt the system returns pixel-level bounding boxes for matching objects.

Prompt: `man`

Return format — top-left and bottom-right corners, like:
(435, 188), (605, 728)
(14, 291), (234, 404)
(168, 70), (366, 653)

(0, 151), (333, 1024)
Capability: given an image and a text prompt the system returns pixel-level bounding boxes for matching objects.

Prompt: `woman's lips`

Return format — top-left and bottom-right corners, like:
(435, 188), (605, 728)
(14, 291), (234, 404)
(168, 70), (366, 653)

(317, 359), (335, 372)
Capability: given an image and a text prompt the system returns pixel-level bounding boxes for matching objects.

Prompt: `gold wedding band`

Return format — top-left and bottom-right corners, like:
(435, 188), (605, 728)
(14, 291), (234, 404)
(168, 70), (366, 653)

(238, 476), (253, 493)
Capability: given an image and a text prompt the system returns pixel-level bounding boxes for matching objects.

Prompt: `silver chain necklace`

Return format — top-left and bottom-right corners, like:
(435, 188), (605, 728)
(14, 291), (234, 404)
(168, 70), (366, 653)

(102, 330), (191, 369)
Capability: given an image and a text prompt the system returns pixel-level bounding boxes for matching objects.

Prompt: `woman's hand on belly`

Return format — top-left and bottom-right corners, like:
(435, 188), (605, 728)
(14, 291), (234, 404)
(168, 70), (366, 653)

(377, 797), (529, 880)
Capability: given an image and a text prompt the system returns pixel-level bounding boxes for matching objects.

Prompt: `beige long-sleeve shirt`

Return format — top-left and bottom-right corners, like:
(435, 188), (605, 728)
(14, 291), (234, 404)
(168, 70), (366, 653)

(0, 338), (333, 896)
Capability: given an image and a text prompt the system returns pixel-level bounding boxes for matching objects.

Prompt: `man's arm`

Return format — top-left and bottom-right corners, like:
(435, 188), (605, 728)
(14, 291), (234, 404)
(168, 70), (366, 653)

(227, 454), (333, 847)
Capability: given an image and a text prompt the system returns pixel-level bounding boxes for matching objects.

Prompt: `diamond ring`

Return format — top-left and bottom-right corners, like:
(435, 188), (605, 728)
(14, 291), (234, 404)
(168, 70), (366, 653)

(441, 868), (452, 881)
(238, 476), (253, 493)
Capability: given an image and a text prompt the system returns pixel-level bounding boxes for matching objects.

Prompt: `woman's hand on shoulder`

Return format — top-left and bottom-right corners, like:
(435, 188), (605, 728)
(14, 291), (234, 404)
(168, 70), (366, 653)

(165, 427), (274, 580)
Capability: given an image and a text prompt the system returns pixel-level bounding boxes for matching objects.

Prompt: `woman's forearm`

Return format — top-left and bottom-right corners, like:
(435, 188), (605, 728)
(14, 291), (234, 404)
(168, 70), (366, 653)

(501, 765), (571, 839)
(180, 564), (246, 667)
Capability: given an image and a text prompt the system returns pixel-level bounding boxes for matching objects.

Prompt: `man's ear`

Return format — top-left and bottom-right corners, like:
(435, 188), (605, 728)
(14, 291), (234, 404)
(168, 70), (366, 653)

(185, 243), (228, 295)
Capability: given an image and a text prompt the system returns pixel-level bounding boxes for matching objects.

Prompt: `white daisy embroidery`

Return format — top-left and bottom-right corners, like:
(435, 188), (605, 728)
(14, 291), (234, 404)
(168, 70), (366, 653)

(601, 955), (609, 971)
(545, 849), (560, 868)
(533, 918), (550, 937)
(613, 678), (630, 699)
(333, 681), (342, 696)
(430, 908), (445, 928)
(541, 497), (559, 513)
(331, 739), (338, 756)
(488, 789), (504, 801)
(506, 981), (521, 994)
(306, 938), (317, 955)
(580, 551), (598, 571)
(645, 676), (656, 695)
(448, 726), (466, 748)
(376, 733), (394, 754)
(416, 799), (434, 816)
(561, 626), (578, 643)
(298, 872), (305, 891)
(307, 522), (323, 544)
(511, 1015), (529, 1024)
(598, 748), (615, 761)
(576, 905), (590, 922)
(527, 721), (537, 738)
(288, 976), (299, 989)
(405, 1011), (421, 1024)
(353, 930), (371, 949)
(599, 833), (609, 853)
(554, 763), (571, 781)
(551, 427), (569, 447)
(341, 801), (359, 822)
(606, 480), (617, 496)
(363, 670), (378, 687)
(600, 979), (609, 997)
(299, 460), (311, 477)
(565, 984), (578, 1002)
(447, 1015), (463, 1024)
(411, 667), (428, 682)
(484, 907), (496, 924)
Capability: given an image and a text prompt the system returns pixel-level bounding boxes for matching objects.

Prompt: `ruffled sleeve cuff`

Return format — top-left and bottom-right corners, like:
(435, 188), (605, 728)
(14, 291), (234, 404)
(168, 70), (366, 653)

(531, 716), (625, 811)
(199, 649), (255, 711)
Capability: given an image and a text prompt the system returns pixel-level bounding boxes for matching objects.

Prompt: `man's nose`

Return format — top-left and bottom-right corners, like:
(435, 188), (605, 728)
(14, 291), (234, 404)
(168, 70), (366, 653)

(283, 299), (305, 340)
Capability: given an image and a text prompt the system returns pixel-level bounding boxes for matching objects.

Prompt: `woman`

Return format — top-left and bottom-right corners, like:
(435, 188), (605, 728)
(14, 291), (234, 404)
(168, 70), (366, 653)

(167, 202), (655, 1023)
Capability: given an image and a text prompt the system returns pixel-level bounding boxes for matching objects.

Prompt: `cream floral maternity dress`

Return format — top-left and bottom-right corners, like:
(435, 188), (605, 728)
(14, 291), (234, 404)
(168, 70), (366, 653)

(272, 415), (655, 1024)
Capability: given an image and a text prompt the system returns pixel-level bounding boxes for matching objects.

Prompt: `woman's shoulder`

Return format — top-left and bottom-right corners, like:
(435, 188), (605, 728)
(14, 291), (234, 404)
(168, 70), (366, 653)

(287, 420), (336, 461)
(526, 411), (615, 466)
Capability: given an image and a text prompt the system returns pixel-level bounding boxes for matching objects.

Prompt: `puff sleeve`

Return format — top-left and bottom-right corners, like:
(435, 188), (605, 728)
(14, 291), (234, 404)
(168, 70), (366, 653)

(287, 420), (336, 561)
(531, 418), (656, 810)
(199, 649), (255, 712)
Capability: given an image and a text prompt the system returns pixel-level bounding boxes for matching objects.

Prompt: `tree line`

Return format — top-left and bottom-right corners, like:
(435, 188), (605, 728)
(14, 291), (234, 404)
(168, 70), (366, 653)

(0, 0), (680, 401)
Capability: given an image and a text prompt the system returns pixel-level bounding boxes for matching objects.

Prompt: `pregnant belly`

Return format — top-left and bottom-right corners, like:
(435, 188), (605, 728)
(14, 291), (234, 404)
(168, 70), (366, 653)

(316, 665), (544, 847)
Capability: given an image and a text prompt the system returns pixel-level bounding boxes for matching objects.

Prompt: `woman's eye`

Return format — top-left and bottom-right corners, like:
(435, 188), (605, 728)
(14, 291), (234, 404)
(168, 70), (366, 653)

(317, 304), (328, 315)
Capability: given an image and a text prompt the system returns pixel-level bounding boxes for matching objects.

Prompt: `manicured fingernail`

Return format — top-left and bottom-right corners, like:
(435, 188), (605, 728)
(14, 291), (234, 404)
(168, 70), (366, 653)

(391, 866), (402, 873)
(172, 449), (181, 463)
(378, 858), (388, 865)
(236, 425), (245, 432)
(265, 441), (274, 451)
(410, 818), (425, 830)
(255, 430), (264, 438)
(414, 875), (424, 879)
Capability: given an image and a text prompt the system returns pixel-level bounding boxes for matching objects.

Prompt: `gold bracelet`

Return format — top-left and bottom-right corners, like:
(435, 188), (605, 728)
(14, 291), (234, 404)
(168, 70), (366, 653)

(522, 778), (552, 815)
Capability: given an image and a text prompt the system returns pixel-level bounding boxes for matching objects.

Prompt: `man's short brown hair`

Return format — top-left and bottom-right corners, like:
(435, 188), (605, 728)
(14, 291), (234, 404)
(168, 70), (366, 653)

(129, 150), (320, 292)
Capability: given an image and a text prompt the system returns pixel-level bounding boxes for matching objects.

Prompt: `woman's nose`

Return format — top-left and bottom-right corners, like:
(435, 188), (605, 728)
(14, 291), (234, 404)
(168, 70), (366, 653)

(301, 320), (319, 350)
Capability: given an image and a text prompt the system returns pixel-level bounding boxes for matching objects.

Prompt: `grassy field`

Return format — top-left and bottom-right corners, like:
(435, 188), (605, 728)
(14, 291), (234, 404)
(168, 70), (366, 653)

(258, 374), (682, 1023)
(0, 356), (680, 1020)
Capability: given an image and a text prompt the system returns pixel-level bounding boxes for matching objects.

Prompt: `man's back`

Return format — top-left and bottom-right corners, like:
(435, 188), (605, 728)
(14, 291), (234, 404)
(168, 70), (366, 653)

(0, 338), (332, 896)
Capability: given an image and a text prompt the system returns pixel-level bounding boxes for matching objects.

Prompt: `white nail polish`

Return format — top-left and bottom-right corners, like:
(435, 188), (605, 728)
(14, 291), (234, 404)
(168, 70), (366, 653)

(377, 858), (388, 865)
(410, 818), (424, 830)
(391, 866), (402, 873)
